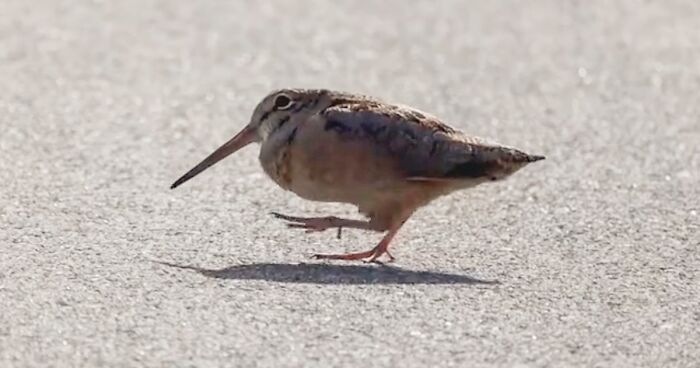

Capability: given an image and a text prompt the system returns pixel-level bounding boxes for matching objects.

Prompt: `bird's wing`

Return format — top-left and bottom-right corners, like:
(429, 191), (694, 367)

(321, 103), (529, 181)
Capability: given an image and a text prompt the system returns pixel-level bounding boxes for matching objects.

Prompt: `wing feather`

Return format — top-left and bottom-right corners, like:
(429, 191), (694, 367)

(321, 103), (507, 180)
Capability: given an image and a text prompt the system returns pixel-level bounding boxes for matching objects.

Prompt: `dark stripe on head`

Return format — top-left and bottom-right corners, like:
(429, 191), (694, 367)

(286, 127), (298, 145)
(277, 115), (290, 127)
(308, 94), (320, 109)
(264, 115), (290, 138)
(259, 110), (272, 123)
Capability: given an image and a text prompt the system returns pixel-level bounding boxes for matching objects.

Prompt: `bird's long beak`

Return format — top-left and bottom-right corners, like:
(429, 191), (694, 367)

(170, 125), (257, 189)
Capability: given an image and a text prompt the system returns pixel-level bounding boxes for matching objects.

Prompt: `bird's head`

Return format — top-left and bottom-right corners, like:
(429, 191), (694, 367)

(250, 89), (331, 140)
(170, 89), (330, 189)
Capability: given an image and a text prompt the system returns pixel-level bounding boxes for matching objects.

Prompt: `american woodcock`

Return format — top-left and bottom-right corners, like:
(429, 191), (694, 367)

(171, 89), (544, 262)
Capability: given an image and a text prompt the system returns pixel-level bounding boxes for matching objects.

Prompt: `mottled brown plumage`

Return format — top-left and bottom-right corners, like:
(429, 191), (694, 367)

(171, 88), (545, 262)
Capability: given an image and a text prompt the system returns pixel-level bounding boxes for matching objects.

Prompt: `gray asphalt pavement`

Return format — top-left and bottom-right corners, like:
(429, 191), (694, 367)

(1, 1), (699, 367)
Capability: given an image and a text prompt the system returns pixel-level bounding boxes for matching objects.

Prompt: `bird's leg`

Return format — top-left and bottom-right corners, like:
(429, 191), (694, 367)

(312, 218), (408, 263)
(271, 212), (377, 234)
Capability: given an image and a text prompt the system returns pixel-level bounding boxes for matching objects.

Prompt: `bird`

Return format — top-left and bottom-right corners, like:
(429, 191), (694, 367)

(171, 88), (545, 262)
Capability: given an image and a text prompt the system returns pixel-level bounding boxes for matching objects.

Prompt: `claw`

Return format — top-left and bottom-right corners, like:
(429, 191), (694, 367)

(271, 212), (300, 222)
(312, 243), (395, 263)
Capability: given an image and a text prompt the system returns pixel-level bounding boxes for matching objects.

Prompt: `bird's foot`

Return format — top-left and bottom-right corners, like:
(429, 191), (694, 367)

(312, 245), (394, 263)
(271, 212), (342, 233)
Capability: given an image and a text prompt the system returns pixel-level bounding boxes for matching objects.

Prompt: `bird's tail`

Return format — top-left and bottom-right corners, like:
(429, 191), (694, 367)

(499, 147), (545, 164)
(525, 154), (546, 162)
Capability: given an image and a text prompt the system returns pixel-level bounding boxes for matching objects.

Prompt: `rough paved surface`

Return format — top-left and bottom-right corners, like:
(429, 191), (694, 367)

(1, 1), (699, 367)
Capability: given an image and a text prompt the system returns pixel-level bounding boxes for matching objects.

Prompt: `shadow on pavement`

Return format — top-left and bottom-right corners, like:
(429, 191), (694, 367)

(155, 261), (499, 285)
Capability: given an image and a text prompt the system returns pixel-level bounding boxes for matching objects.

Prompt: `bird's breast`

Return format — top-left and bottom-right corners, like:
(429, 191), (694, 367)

(259, 123), (404, 205)
(259, 135), (293, 191)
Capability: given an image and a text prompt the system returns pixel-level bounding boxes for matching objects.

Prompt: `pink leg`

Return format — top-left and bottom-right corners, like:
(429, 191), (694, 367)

(312, 218), (408, 263)
(271, 212), (378, 235)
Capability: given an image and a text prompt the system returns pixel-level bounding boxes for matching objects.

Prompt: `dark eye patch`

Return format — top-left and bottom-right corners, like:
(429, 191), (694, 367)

(274, 94), (293, 109)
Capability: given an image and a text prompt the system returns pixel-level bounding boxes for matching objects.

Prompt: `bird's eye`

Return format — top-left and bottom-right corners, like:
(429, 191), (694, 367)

(273, 94), (293, 110)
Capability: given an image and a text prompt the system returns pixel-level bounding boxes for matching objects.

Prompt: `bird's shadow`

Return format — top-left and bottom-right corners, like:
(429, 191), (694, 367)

(155, 260), (499, 285)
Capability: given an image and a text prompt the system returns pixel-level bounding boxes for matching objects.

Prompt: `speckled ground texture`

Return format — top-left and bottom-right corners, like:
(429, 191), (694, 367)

(1, 1), (699, 367)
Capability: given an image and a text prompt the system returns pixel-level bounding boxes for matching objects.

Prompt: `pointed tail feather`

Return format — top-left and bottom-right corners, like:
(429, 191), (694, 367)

(526, 154), (546, 162)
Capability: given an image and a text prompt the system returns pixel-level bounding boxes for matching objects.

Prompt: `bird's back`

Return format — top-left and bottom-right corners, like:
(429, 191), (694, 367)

(317, 100), (544, 183)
